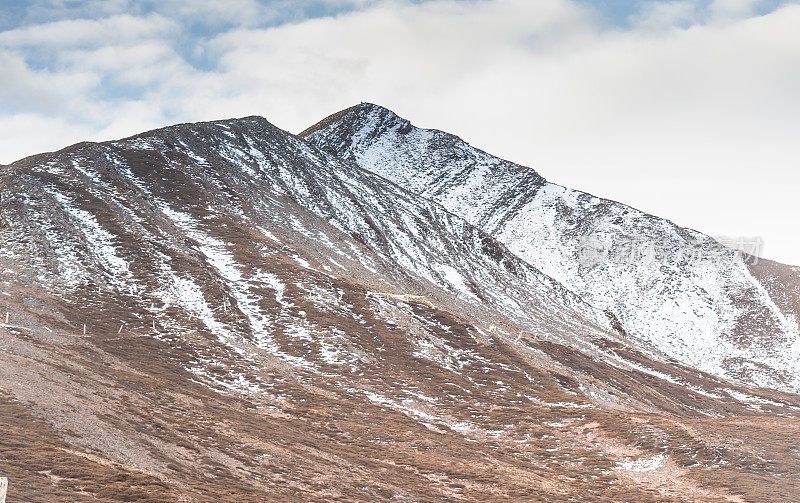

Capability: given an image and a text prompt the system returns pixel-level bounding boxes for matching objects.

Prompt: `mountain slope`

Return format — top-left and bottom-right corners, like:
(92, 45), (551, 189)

(303, 103), (800, 392)
(3, 116), (614, 348)
(1, 114), (799, 501)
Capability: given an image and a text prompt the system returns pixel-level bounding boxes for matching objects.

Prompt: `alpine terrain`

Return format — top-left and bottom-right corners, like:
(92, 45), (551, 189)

(0, 103), (799, 502)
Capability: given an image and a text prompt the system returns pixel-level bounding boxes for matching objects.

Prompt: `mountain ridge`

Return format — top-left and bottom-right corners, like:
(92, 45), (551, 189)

(303, 103), (782, 264)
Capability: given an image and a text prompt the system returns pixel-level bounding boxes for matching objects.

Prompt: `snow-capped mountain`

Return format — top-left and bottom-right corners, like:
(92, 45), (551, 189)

(304, 103), (800, 392)
(1, 108), (799, 502)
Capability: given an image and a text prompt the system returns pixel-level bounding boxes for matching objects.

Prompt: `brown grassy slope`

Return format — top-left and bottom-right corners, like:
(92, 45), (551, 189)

(2, 266), (800, 502)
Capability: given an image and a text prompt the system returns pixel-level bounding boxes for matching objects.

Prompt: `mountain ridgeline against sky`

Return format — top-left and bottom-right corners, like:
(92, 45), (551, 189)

(1, 104), (799, 502)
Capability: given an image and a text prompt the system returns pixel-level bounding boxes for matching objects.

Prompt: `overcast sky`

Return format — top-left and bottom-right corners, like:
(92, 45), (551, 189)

(1, 0), (798, 264)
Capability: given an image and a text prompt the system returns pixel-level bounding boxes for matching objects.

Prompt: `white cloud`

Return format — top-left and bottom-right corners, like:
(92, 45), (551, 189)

(0, 0), (798, 264)
(629, 1), (699, 29)
(0, 49), (99, 115)
(154, 0), (282, 28)
(708, 0), (762, 20)
(0, 113), (94, 162)
(0, 13), (177, 47)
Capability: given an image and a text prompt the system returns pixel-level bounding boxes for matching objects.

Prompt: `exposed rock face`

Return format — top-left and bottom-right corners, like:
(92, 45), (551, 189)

(0, 108), (798, 502)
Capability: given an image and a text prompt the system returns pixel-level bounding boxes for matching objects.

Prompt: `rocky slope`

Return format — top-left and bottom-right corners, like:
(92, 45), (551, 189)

(304, 103), (800, 392)
(0, 110), (798, 502)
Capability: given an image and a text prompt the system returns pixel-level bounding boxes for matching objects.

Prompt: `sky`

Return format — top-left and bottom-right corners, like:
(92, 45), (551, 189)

(1, 0), (798, 264)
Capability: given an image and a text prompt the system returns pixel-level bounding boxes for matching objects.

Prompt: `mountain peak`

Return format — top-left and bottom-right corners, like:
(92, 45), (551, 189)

(7, 115), (283, 168)
(299, 103), (411, 140)
(117, 115), (278, 144)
